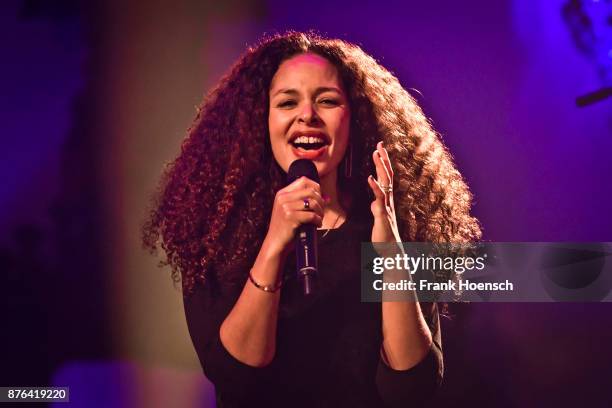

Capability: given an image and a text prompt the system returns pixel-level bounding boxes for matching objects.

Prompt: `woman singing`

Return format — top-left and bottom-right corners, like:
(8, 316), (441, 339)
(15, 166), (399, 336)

(143, 31), (481, 407)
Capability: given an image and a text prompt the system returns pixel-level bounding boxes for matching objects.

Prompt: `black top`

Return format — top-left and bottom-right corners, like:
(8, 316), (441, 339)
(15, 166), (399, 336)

(183, 216), (443, 407)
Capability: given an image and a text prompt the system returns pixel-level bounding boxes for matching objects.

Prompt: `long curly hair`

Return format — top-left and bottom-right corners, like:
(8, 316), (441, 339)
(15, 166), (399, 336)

(143, 31), (482, 296)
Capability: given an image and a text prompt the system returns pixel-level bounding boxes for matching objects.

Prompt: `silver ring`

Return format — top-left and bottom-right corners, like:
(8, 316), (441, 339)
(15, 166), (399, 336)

(303, 199), (310, 210)
(380, 185), (393, 193)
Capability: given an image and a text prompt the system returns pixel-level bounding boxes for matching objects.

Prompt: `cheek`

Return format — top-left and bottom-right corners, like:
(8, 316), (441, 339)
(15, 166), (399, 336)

(268, 110), (290, 137)
(268, 111), (278, 136)
(268, 112), (283, 145)
(268, 111), (290, 170)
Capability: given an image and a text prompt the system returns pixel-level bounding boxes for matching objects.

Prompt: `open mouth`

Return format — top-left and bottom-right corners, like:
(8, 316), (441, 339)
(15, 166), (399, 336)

(289, 134), (330, 151)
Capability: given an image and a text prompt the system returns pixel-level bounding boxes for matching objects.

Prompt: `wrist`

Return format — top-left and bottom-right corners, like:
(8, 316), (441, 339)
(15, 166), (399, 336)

(252, 236), (288, 274)
(249, 269), (283, 293)
(261, 234), (292, 260)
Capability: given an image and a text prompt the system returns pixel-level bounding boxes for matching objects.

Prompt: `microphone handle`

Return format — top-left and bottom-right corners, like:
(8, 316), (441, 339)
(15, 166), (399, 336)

(296, 223), (318, 295)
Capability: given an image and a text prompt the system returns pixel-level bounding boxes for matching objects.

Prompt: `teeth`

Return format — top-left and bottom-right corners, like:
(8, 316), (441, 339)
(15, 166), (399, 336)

(293, 136), (325, 144)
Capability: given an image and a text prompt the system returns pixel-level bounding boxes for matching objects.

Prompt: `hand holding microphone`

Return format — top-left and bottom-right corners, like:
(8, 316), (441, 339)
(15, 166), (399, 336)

(287, 160), (321, 295)
(263, 163), (323, 258)
(261, 159), (322, 295)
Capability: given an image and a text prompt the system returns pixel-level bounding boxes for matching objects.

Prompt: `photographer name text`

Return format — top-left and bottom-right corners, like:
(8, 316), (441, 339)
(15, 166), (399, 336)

(372, 279), (514, 292)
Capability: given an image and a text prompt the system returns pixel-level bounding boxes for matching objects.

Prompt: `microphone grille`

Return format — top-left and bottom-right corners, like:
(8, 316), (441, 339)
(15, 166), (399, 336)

(287, 159), (320, 184)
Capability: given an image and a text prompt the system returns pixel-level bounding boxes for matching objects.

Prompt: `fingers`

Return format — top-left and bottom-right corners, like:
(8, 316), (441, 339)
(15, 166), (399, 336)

(281, 186), (324, 210)
(278, 176), (324, 209)
(281, 194), (324, 217)
(294, 211), (323, 227)
(368, 175), (388, 218)
(278, 198), (323, 228)
(368, 174), (385, 201)
(369, 141), (394, 209)
(372, 141), (392, 189)
(267, 176), (325, 252)
(284, 176), (321, 194)
(376, 141), (394, 179)
(275, 179), (325, 228)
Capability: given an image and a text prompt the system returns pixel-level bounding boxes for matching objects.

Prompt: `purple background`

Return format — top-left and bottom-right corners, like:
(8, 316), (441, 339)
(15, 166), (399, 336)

(1, 0), (611, 406)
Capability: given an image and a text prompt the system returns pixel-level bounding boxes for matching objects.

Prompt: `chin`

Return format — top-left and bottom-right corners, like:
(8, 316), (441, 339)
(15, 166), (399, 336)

(313, 161), (340, 179)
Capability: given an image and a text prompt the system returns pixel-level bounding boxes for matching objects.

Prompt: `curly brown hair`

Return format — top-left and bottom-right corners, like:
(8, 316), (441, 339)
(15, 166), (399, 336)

(142, 31), (482, 296)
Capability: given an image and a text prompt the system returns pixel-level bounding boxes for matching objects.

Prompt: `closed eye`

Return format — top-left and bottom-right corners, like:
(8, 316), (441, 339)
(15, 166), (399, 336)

(277, 100), (297, 108)
(318, 99), (339, 106)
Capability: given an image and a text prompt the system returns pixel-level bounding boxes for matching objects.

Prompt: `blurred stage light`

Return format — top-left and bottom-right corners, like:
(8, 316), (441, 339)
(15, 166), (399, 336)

(563, 0), (612, 106)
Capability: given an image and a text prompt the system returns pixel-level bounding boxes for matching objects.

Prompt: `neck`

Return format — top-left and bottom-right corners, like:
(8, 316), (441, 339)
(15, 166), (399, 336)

(319, 169), (347, 229)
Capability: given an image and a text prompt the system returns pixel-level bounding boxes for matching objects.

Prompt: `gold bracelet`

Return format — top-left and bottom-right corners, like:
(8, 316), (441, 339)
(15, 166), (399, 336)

(248, 270), (282, 293)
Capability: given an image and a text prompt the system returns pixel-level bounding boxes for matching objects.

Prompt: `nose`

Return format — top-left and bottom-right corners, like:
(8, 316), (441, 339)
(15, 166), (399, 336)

(297, 102), (319, 124)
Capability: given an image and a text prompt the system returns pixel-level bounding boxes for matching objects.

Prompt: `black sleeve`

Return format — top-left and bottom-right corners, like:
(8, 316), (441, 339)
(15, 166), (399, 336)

(183, 283), (275, 397)
(375, 302), (444, 407)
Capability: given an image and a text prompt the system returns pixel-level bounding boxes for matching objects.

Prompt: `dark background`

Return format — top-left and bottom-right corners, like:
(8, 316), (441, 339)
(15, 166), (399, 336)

(1, 0), (611, 406)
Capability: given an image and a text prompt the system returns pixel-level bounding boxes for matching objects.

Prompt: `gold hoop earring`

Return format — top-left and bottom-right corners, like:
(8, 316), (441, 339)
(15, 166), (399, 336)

(344, 143), (352, 178)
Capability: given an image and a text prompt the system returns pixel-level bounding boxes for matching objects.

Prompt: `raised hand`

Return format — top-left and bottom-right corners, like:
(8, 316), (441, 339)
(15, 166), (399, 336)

(367, 141), (402, 244)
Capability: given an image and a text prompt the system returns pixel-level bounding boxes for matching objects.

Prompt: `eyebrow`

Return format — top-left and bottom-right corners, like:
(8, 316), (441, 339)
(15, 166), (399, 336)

(271, 87), (344, 97)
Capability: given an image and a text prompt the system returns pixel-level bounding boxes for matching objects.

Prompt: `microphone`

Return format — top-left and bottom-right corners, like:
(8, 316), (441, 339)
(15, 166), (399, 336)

(287, 159), (320, 296)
